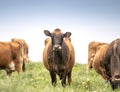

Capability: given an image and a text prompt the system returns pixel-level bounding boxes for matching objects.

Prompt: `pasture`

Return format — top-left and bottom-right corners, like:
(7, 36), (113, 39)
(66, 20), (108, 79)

(0, 61), (119, 92)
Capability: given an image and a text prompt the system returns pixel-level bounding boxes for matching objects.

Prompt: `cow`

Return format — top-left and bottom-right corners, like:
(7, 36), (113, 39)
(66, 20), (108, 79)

(11, 38), (29, 71)
(43, 28), (75, 87)
(92, 44), (109, 81)
(86, 41), (109, 73)
(44, 37), (71, 46)
(103, 38), (120, 90)
(0, 41), (23, 75)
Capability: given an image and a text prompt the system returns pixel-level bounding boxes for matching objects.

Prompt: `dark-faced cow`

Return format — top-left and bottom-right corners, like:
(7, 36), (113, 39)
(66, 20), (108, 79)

(11, 38), (29, 71)
(93, 44), (109, 81)
(86, 41), (109, 73)
(43, 29), (75, 87)
(103, 38), (120, 90)
(0, 41), (23, 75)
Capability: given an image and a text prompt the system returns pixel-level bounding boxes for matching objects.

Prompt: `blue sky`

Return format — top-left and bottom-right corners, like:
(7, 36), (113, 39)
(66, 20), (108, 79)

(0, 0), (120, 64)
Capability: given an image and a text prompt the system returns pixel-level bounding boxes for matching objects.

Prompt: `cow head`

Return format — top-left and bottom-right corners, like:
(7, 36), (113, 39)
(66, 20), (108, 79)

(110, 55), (120, 90)
(44, 29), (71, 51)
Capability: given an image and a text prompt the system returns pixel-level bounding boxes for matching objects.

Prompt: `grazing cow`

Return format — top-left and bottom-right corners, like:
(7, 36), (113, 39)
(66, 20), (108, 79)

(93, 44), (109, 81)
(43, 29), (75, 87)
(103, 38), (120, 90)
(0, 41), (23, 75)
(11, 38), (29, 71)
(86, 41), (109, 73)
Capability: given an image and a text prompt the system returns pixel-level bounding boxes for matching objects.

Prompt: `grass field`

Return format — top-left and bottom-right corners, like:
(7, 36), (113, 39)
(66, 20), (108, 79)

(0, 62), (120, 92)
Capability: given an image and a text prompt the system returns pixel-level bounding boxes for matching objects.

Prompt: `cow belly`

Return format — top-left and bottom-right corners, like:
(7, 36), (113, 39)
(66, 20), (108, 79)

(54, 64), (65, 73)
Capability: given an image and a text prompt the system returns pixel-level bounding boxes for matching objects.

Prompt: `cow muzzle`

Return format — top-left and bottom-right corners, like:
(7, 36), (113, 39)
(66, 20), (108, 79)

(53, 44), (62, 51)
(111, 78), (120, 90)
(112, 75), (120, 81)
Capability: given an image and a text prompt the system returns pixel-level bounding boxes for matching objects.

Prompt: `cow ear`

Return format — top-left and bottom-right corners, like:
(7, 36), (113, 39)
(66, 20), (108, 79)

(44, 30), (51, 36)
(64, 32), (71, 37)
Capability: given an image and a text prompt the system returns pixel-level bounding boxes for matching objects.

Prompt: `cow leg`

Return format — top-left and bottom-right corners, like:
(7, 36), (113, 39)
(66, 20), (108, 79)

(68, 70), (72, 85)
(86, 64), (92, 73)
(6, 71), (12, 76)
(87, 53), (96, 73)
(58, 73), (62, 80)
(86, 64), (89, 73)
(15, 61), (22, 74)
(22, 61), (26, 72)
(6, 68), (12, 76)
(61, 70), (67, 87)
(49, 70), (57, 85)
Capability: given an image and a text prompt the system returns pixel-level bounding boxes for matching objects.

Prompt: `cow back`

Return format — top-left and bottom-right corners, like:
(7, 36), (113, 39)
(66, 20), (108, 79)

(87, 41), (109, 72)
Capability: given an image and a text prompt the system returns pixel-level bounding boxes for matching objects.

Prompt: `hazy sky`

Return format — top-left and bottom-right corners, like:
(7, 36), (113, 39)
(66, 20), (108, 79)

(0, 0), (120, 64)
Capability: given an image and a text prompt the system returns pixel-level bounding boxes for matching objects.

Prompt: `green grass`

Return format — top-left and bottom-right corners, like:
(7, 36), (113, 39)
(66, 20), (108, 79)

(0, 62), (120, 92)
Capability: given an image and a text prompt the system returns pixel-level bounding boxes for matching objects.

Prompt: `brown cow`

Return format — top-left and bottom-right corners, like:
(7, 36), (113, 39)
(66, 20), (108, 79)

(103, 38), (120, 90)
(0, 41), (23, 75)
(11, 38), (29, 71)
(93, 44), (109, 81)
(86, 41), (109, 73)
(43, 28), (75, 87)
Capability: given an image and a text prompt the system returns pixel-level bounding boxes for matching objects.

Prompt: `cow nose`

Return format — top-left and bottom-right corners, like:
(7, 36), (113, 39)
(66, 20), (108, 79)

(53, 44), (62, 51)
(114, 75), (120, 79)
(112, 74), (120, 81)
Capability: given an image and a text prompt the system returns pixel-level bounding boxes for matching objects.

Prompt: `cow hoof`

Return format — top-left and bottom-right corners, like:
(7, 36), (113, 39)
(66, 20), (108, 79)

(61, 82), (66, 87)
(52, 82), (56, 86)
(62, 84), (66, 87)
